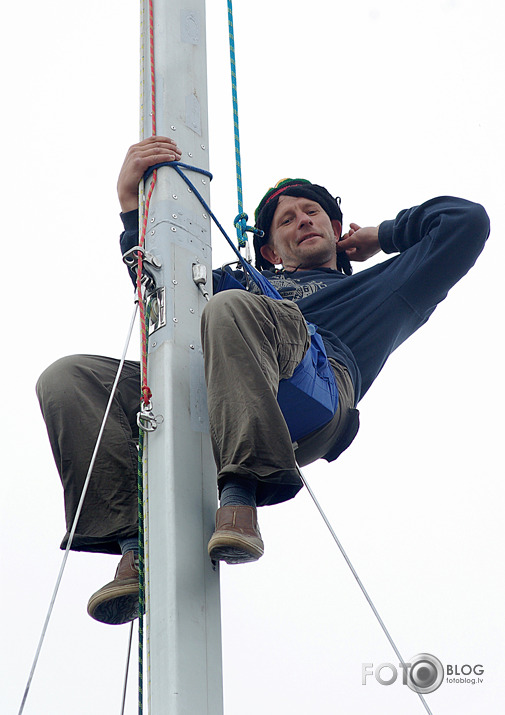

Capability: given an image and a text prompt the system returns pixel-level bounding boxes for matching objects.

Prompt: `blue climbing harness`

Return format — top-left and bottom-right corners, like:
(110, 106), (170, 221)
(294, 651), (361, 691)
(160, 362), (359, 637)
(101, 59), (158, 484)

(215, 265), (339, 442)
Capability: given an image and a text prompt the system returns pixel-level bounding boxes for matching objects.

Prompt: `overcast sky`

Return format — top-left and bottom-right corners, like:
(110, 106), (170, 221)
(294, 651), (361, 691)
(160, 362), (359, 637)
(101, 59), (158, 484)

(2, 1), (504, 713)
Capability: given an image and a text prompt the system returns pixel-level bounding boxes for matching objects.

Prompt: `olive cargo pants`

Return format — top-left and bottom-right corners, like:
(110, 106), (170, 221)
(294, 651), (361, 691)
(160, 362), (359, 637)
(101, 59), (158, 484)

(37, 290), (355, 554)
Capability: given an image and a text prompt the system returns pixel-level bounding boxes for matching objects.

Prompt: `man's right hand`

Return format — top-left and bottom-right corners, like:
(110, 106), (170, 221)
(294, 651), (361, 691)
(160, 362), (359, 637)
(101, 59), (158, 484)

(117, 136), (182, 212)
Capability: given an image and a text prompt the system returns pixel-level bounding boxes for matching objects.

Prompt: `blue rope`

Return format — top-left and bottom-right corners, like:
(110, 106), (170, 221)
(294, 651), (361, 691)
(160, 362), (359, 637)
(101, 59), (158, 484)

(227, 0), (247, 247)
(143, 162), (263, 284)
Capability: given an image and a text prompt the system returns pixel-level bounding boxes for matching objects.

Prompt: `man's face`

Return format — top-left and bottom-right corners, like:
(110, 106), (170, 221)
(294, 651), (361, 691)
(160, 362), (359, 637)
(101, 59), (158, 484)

(260, 195), (342, 271)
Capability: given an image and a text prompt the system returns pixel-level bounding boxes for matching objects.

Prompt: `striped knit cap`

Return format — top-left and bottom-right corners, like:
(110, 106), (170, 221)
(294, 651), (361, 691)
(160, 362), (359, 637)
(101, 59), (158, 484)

(253, 178), (351, 274)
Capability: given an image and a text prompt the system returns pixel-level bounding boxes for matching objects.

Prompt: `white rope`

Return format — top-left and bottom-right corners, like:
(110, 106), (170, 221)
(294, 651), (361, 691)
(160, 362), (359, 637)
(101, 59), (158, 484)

(120, 621), (135, 714)
(18, 302), (139, 715)
(296, 464), (434, 715)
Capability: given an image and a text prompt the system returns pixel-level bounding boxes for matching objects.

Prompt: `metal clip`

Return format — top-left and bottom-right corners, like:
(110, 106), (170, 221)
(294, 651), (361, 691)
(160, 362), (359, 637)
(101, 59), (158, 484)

(122, 246), (161, 292)
(122, 246), (162, 269)
(137, 400), (163, 432)
(221, 260), (257, 293)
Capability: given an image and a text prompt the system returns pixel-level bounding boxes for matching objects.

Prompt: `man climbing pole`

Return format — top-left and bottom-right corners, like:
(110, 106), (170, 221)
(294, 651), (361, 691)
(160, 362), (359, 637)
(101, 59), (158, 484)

(36, 135), (490, 624)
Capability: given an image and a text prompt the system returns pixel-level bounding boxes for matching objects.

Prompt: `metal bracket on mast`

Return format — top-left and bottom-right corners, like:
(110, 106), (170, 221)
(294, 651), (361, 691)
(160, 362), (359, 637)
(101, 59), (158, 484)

(147, 287), (167, 335)
(192, 262), (210, 301)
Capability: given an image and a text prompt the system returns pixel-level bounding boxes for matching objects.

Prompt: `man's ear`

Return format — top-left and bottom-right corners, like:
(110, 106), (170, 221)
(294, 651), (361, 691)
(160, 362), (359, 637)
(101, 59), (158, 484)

(331, 219), (342, 240)
(260, 242), (282, 266)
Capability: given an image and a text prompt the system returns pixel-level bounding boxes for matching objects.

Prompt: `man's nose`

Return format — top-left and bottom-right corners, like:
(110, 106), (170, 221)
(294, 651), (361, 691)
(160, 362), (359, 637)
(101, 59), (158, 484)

(297, 212), (313, 228)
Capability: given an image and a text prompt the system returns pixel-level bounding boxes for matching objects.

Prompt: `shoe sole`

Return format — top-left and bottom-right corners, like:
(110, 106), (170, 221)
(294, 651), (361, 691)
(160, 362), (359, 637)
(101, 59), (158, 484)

(208, 532), (264, 565)
(87, 580), (140, 625)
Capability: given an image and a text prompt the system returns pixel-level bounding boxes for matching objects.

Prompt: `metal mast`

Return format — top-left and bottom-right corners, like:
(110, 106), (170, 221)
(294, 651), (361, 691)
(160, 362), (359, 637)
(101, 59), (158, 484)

(140, 1), (223, 712)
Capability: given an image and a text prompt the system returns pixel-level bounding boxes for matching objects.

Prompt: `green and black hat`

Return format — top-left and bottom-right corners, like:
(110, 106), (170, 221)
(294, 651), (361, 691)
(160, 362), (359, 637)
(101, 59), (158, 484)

(253, 178), (351, 274)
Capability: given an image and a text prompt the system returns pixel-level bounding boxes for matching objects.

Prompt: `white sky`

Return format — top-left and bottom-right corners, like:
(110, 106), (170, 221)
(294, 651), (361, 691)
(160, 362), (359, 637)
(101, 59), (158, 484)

(1, 1), (504, 713)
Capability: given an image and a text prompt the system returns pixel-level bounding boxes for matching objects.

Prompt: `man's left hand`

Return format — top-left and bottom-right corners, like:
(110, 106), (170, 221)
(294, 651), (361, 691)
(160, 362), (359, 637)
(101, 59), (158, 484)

(337, 223), (381, 262)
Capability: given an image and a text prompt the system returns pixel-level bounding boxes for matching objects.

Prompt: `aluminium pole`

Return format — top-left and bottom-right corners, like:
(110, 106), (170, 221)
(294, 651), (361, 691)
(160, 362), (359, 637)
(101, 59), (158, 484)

(140, 1), (223, 713)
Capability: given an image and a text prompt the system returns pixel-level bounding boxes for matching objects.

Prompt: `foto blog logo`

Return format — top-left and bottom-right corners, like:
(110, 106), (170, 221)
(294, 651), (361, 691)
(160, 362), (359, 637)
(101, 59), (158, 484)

(363, 653), (444, 694)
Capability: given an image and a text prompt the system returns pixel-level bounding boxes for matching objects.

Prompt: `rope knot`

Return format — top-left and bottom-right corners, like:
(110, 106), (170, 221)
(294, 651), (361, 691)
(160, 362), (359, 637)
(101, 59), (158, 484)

(233, 213), (264, 248)
(141, 385), (152, 405)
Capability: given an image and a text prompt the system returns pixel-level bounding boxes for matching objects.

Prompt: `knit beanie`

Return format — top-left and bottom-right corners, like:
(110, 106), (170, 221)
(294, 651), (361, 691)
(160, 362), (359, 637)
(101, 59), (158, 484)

(253, 178), (352, 275)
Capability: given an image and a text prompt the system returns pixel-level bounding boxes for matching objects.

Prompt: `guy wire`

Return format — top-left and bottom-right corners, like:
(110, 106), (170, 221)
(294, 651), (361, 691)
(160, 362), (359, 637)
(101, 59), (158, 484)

(296, 464), (435, 715)
(18, 301), (139, 715)
(120, 621), (135, 715)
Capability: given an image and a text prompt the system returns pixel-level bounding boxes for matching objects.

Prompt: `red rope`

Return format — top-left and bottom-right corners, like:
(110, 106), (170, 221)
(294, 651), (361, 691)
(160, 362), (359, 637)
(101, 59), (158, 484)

(149, 0), (156, 136)
(137, 0), (157, 406)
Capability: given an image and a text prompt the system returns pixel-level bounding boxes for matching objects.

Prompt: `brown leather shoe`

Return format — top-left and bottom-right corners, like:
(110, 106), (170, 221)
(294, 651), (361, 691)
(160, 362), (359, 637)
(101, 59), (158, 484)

(87, 551), (140, 625)
(208, 505), (264, 564)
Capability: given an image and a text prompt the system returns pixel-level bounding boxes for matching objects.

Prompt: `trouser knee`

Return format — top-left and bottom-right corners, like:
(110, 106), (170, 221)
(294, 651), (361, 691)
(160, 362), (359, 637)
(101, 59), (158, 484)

(36, 355), (80, 405)
(201, 289), (254, 327)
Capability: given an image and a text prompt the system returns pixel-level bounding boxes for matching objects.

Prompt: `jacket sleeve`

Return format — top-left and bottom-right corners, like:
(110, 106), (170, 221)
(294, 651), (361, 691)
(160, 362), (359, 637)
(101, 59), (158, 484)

(119, 209), (140, 287)
(377, 196), (490, 314)
(379, 196), (489, 256)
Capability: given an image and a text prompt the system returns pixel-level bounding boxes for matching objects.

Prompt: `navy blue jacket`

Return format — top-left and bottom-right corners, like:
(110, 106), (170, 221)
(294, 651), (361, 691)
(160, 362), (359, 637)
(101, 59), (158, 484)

(120, 196), (489, 403)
